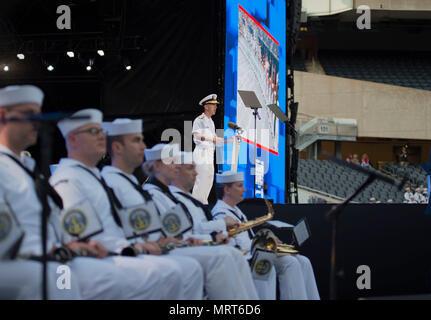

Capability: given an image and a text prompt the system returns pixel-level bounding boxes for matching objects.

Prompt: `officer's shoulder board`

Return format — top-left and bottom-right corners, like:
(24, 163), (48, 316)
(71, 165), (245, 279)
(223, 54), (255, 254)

(198, 114), (205, 119)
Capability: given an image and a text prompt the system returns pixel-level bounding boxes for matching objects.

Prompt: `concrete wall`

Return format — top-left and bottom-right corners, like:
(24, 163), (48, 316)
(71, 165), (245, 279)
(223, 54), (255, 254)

(295, 71), (431, 140)
(354, 0), (431, 10)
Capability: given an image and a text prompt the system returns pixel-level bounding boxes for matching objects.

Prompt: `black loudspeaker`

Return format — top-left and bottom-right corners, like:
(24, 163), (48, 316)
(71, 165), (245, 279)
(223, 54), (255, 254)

(287, 0), (302, 67)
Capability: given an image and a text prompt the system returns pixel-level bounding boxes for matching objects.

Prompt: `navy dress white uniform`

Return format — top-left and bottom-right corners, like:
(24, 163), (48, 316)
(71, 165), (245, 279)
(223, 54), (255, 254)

(192, 94), (219, 204)
(101, 119), (204, 300)
(0, 86), (129, 300)
(141, 143), (259, 299)
(169, 151), (259, 298)
(212, 171), (320, 300)
(50, 109), (195, 300)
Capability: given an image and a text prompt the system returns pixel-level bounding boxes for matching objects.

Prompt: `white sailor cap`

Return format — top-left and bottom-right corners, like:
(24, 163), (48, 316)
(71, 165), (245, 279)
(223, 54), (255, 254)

(144, 143), (180, 161)
(104, 118), (142, 136)
(0, 85), (44, 108)
(199, 93), (219, 106)
(57, 108), (103, 138)
(180, 151), (194, 164)
(216, 171), (244, 184)
(370, 197), (376, 201)
(387, 199), (393, 203)
(415, 188), (421, 192)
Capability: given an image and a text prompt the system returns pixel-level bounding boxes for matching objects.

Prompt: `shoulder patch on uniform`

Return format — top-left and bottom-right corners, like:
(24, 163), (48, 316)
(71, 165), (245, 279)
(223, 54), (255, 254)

(199, 114), (205, 119)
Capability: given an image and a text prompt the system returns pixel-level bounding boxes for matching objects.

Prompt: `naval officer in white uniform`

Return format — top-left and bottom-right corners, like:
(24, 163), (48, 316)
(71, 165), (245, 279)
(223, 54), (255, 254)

(192, 94), (224, 204)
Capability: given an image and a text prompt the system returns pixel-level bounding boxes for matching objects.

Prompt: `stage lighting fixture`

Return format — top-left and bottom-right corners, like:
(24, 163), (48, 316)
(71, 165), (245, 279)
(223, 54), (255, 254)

(47, 65), (54, 71)
(125, 65), (132, 71)
(86, 58), (94, 71)
(67, 51), (75, 58)
(17, 54), (25, 60)
(97, 50), (105, 56)
(3, 65), (9, 72)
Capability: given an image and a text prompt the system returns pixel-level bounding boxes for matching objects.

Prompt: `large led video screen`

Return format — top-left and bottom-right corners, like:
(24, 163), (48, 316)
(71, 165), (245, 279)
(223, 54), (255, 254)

(224, 0), (286, 203)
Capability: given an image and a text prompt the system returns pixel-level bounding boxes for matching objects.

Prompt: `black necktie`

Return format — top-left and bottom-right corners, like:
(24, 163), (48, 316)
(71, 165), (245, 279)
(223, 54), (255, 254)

(76, 165), (123, 227)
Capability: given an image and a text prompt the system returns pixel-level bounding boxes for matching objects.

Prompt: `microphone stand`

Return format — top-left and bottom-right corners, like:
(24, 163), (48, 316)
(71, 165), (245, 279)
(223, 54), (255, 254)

(10, 113), (89, 300)
(324, 152), (407, 300)
(251, 107), (260, 199)
(326, 174), (376, 300)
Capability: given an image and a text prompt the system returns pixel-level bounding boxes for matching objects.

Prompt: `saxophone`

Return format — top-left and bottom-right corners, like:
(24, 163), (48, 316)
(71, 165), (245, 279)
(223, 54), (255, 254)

(228, 198), (275, 237)
(228, 197), (299, 256)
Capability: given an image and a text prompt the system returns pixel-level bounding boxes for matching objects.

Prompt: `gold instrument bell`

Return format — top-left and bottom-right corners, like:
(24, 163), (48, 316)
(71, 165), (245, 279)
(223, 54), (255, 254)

(252, 228), (299, 257)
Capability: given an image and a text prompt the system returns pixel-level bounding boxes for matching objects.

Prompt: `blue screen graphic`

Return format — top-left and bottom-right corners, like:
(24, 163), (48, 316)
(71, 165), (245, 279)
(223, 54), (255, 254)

(223, 0), (286, 203)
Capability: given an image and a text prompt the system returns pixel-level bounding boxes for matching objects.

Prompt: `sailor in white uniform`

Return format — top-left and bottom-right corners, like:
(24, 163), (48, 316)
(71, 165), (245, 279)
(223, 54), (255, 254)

(101, 118), (204, 300)
(50, 109), (196, 300)
(212, 171), (321, 300)
(169, 151), (260, 298)
(191, 94), (224, 204)
(141, 143), (259, 299)
(0, 86), (133, 300)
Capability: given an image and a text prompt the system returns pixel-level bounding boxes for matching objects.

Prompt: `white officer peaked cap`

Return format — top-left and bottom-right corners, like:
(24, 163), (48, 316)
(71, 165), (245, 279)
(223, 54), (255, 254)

(57, 108), (103, 138)
(180, 151), (194, 164)
(0, 85), (44, 108)
(216, 171), (244, 184)
(144, 143), (180, 161)
(199, 93), (219, 106)
(104, 118), (142, 136)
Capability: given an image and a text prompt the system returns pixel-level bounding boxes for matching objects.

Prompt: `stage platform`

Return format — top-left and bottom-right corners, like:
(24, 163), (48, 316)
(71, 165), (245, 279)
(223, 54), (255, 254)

(238, 200), (431, 300)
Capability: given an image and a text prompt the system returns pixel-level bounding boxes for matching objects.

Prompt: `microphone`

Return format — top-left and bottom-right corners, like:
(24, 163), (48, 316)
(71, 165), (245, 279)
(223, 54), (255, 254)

(228, 122), (242, 130)
(324, 152), (408, 191)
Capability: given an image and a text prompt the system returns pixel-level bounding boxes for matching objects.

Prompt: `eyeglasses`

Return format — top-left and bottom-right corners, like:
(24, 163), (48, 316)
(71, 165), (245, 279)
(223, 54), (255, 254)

(72, 127), (105, 136)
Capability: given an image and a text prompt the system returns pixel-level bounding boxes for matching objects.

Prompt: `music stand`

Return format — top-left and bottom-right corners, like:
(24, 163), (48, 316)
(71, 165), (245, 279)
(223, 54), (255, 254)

(267, 104), (289, 123)
(238, 90), (262, 198)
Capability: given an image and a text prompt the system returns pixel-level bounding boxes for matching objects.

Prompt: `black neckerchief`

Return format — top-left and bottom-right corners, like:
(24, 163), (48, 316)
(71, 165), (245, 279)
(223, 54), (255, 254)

(75, 165), (123, 227)
(113, 171), (162, 217)
(114, 172), (152, 202)
(227, 207), (254, 240)
(0, 152), (63, 212)
(148, 177), (194, 226)
(175, 190), (213, 222)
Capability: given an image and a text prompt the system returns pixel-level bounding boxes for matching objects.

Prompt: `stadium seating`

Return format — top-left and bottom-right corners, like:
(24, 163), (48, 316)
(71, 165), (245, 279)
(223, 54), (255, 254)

(297, 159), (407, 203)
(385, 163), (428, 188)
(319, 51), (431, 91)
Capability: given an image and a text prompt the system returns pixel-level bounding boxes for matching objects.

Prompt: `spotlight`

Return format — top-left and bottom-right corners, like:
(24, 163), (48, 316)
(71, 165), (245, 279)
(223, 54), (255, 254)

(66, 51), (75, 58)
(125, 65), (132, 71)
(97, 50), (104, 56)
(47, 65), (54, 71)
(3, 65), (9, 72)
(86, 58), (94, 71)
(17, 54), (25, 60)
